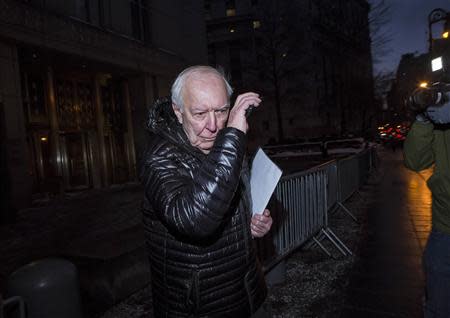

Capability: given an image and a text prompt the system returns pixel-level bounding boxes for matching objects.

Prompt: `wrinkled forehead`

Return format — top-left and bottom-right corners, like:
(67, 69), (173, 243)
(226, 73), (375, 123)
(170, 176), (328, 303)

(182, 72), (228, 106)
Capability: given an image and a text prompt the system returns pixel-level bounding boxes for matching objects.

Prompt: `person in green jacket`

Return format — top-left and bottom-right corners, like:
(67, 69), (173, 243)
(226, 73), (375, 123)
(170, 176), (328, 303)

(403, 101), (450, 317)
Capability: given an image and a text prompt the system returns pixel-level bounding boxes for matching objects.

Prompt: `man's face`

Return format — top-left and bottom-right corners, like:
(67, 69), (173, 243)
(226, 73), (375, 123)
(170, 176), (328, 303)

(173, 73), (230, 154)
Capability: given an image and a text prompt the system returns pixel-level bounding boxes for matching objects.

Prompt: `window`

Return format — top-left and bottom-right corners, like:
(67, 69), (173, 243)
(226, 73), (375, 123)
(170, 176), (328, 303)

(226, 8), (236, 16)
(74, 0), (91, 21)
(253, 20), (261, 29)
(130, 0), (151, 43)
(208, 44), (217, 66)
(22, 71), (47, 123)
(226, 0), (236, 16)
(230, 42), (242, 85)
(205, 0), (211, 18)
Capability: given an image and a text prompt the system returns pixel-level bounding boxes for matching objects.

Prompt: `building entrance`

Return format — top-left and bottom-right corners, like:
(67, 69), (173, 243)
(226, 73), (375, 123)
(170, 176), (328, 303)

(20, 49), (136, 195)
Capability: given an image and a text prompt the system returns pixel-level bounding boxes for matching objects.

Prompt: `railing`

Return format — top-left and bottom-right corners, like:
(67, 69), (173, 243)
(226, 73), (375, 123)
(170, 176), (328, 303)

(258, 145), (378, 274)
(258, 165), (328, 270)
(263, 138), (366, 157)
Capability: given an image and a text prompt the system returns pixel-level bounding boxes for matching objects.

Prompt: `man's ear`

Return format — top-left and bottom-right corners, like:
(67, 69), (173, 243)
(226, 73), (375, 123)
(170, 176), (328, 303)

(172, 104), (183, 124)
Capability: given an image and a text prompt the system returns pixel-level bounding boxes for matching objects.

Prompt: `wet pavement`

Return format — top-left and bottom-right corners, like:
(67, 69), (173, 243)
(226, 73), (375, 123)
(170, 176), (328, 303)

(342, 148), (431, 317)
(0, 146), (432, 317)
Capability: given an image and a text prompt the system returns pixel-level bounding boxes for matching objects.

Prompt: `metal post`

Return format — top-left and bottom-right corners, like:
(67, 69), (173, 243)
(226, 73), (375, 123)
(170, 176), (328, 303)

(428, 8), (449, 52)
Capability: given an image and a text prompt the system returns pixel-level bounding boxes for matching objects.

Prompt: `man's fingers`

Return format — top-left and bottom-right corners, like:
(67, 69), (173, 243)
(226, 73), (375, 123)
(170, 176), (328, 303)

(234, 93), (261, 111)
(227, 92), (261, 133)
(252, 216), (271, 230)
(251, 210), (272, 238)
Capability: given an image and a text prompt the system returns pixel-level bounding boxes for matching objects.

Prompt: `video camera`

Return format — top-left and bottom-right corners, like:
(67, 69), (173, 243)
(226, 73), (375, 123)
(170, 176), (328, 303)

(406, 55), (450, 112)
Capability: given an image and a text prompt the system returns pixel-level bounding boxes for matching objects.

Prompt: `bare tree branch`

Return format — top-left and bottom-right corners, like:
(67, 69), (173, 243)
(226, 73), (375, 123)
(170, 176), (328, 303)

(368, 0), (393, 65)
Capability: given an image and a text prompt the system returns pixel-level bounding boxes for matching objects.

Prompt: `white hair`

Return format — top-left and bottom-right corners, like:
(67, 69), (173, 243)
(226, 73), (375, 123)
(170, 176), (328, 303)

(171, 65), (233, 111)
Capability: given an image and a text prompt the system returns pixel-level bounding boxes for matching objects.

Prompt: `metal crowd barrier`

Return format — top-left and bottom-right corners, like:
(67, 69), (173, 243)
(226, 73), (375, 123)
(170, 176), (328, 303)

(259, 146), (378, 274)
(326, 148), (373, 223)
(258, 164), (329, 271)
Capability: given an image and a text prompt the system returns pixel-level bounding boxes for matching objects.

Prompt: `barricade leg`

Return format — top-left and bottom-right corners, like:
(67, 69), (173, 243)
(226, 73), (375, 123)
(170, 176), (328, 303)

(311, 237), (333, 258)
(337, 202), (358, 223)
(307, 227), (353, 259)
(322, 228), (352, 256)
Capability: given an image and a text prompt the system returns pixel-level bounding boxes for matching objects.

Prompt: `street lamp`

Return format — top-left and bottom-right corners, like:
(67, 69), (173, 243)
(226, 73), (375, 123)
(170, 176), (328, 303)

(444, 18), (450, 38)
(428, 8), (450, 51)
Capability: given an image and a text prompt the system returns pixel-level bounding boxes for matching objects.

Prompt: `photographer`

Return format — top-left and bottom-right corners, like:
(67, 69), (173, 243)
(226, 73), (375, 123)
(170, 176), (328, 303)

(403, 93), (450, 317)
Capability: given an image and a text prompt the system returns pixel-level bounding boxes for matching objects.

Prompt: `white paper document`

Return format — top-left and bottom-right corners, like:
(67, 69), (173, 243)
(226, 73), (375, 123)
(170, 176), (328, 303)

(250, 148), (283, 215)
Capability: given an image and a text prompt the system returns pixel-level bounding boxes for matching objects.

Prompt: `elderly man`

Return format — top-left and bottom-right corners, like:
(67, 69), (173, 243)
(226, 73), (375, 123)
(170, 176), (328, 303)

(141, 65), (273, 317)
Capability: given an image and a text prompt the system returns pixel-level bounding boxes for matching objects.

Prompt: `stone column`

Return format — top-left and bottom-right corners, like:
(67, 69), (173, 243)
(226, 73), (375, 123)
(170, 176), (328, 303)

(93, 75), (109, 186)
(122, 80), (137, 180)
(128, 74), (155, 172)
(0, 41), (32, 211)
(0, 93), (13, 223)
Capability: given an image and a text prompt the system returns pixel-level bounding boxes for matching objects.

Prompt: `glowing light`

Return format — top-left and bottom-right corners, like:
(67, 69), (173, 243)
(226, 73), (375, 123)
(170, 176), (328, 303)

(419, 82), (428, 88)
(432, 57), (443, 72)
(443, 31), (449, 39)
(40, 137), (47, 141)
(226, 9), (236, 16)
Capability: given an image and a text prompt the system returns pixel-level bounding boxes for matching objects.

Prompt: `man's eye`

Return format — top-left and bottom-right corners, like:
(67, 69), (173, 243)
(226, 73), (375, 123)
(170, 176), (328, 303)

(195, 112), (206, 117)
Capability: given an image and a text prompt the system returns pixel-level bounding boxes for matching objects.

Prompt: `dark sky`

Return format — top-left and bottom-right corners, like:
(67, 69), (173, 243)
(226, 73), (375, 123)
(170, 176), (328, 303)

(375, 0), (450, 74)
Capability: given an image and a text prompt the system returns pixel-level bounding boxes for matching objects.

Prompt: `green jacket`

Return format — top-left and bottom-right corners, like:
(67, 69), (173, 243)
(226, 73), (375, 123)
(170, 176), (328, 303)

(403, 121), (450, 235)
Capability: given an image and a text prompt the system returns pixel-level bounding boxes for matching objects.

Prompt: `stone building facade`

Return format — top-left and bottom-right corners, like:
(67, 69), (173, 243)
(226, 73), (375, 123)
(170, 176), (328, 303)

(0, 0), (207, 217)
(205, 0), (374, 146)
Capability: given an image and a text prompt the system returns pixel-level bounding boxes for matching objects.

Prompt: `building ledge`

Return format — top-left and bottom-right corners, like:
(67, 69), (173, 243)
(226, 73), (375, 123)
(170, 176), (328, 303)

(0, 0), (183, 73)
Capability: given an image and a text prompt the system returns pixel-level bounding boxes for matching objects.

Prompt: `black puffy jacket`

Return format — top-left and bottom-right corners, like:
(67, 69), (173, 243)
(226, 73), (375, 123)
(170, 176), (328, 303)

(141, 99), (267, 317)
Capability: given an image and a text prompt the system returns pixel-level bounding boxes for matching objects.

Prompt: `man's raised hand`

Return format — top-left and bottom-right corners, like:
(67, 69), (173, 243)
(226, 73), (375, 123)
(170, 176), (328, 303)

(227, 92), (262, 133)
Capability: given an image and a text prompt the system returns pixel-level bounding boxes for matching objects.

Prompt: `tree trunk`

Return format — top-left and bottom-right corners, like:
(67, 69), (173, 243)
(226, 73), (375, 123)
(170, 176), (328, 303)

(271, 49), (284, 142)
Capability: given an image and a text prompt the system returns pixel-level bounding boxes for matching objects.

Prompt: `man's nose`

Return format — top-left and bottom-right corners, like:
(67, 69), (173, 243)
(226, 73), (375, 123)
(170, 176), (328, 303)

(206, 111), (217, 132)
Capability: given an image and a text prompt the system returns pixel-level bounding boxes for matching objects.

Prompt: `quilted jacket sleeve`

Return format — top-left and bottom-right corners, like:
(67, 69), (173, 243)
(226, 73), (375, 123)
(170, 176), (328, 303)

(142, 127), (246, 239)
(403, 121), (435, 171)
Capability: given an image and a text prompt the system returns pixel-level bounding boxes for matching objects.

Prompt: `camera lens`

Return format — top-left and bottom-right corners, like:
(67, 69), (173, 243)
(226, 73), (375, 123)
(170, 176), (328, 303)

(406, 87), (440, 112)
(414, 89), (438, 106)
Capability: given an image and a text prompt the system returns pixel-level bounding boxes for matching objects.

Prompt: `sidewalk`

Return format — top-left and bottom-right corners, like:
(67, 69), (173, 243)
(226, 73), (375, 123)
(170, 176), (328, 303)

(342, 148), (431, 317)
